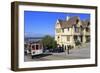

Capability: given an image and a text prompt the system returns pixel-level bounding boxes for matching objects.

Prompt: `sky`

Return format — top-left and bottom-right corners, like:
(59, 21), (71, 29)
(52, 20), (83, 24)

(24, 11), (90, 37)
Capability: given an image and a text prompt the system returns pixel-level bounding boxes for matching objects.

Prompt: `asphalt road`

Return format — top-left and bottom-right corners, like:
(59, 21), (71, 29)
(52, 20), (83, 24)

(24, 43), (90, 62)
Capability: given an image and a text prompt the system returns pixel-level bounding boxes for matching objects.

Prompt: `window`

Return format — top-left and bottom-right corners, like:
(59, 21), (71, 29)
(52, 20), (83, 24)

(67, 28), (69, 31)
(56, 28), (61, 33)
(74, 36), (78, 41)
(87, 22), (90, 26)
(80, 25), (83, 31)
(86, 27), (89, 32)
(57, 22), (59, 24)
(73, 20), (80, 32)
(67, 36), (70, 41)
(62, 28), (64, 32)
(76, 19), (79, 24)
(58, 36), (60, 39)
(74, 26), (79, 32)
(32, 45), (35, 50)
(36, 45), (39, 50)
(57, 36), (60, 41)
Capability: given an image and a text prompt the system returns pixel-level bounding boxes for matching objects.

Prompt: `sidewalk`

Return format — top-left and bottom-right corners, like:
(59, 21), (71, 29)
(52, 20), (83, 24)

(53, 43), (90, 57)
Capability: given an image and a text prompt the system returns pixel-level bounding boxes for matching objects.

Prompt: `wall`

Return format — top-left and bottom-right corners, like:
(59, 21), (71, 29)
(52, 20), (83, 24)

(0, 0), (99, 73)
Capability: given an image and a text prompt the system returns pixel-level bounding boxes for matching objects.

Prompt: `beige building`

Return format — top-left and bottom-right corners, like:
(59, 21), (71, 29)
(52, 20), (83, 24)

(55, 16), (90, 48)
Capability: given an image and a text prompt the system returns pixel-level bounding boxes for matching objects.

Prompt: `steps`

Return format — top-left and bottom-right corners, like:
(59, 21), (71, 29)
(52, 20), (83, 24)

(74, 43), (90, 49)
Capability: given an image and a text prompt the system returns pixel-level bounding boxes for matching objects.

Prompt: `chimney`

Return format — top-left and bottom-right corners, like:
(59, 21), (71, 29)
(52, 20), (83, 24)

(66, 16), (70, 21)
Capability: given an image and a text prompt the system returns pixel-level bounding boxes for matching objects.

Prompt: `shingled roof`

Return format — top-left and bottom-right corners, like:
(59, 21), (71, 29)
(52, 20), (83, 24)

(58, 16), (90, 28)
(58, 19), (67, 28)
(58, 16), (79, 28)
(81, 20), (90, 28)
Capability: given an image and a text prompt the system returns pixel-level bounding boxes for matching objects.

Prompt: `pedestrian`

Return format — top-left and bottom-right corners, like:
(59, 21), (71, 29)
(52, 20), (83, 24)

(64, 45), (67, 55)
(67, 45), (70, 54)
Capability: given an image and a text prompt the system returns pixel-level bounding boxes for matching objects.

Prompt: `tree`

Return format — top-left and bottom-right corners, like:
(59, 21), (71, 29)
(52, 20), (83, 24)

(41, 35), (57, 49)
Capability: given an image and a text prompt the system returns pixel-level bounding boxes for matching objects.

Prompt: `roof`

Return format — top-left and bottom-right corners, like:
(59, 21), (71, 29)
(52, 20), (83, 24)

(81, 20), (90, 28)
(57, 16), (90, 28)
(58, 19), (67, 28)
(58, 16), (79, 28)
(67, 16), (79, 26)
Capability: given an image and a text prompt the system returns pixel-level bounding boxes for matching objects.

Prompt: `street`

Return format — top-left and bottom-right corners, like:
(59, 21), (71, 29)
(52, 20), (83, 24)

(24, 43), (90, 62)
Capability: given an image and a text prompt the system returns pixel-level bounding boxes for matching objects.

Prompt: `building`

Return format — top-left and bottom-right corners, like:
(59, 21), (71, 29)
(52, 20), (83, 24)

(55, 16), (90, 48)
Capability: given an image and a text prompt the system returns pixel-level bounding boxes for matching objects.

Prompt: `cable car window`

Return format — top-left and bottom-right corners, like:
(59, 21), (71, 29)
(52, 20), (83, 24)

(32, 45), (35, 50)
(36, 45), (39, 50)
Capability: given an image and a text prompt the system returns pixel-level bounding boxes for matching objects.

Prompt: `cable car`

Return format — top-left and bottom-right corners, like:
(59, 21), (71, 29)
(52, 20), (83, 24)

(30, 42), (43, 58)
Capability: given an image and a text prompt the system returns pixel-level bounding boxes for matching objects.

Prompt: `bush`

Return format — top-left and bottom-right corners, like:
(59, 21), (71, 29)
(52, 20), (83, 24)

(67, 45), (74, 50)
(75, 40), (81, 46)
(86, 37), (90, 43)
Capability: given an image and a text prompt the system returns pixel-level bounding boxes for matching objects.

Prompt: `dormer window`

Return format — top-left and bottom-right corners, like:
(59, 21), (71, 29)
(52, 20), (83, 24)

(87, 22), (90, 26)
(76, 19), (79, 24)
(57, 22), (59, 24)
(86, 27), (89, 32)
(67, 27), (69, 31)
(58, 36), (60, 39)
(80, 25), (83, 31)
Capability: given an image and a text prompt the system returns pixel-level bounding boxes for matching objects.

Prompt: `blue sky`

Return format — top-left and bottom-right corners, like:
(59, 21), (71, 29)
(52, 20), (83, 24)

(24, 11), (90, 37)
